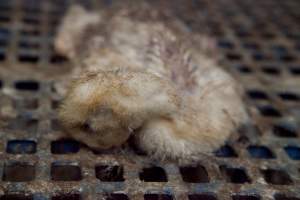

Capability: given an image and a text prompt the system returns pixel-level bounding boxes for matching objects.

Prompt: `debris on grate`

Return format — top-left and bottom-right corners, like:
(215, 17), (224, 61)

(95, 165), (124, 182)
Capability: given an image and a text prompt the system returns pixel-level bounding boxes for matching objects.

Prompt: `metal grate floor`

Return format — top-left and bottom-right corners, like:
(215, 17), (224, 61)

(0, 0), (300, 199)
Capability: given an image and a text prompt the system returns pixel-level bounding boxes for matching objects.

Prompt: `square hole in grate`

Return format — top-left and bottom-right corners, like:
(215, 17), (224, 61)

(95, 165), (124, 182)
(226, 53), (242, 61)
(284, 146), (300, 160)
(257, 105), (282, 117)
(20, 29), (41, 37)
(261, 169), (293, 185)
(215, 145), (238, 157)
(50, 54), (68, 64)
(6, 140), (36, 154)
(51, 163), (82, 181)
(139, 166), (167, 182)
(261, 66), (281, 75)
(52, 100), (61, 110)
(52, 194), (81, 200)
(0, 51), (6, 61)
(18, 40), (40, 49)
(273, 122), (298, 137)
(237, 65), (253, 74)
(51, 139), (80, 154)
(220, 165), (251, 184)
(188, 193), (218, 200)
(0, 194), (33, 200)
(247, 145), (275, 159)
(18, 54), (39, 63)
(289, 66), (300, 75)
(105, 194), (129, 200)
(247, 90), (269, 100)
(144, 194), (173, 200)
(15, 80), (39, 91)
(232, 194), (261, 200)
(2, 162), (35, 182)
(274, 194), (300, 200)
(278, 92), (299, 101)
(180, 165), (209, 183)
(218, 40), (234, 49)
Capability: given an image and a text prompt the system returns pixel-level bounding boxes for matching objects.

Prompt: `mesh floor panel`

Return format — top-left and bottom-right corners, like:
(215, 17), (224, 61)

(0, 0), (299, 199)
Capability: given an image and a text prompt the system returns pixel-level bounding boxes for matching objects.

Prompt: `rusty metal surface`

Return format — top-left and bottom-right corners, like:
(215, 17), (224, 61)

(0, 0), (300, 199)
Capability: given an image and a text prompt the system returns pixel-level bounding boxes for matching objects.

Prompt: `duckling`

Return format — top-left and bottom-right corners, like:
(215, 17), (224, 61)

(55, 4), (249, 163)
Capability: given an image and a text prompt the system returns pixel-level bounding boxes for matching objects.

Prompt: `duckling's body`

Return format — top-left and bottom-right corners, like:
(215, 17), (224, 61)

(56, 5), (248, 163)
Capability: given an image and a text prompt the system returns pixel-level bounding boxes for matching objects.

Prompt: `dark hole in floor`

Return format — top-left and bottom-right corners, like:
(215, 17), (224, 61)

(2, 162), (35, 182)
(289, 66), (300, 75)
(52, 194), (81, 200)
(214, 145), (237, 157)
(22, 17), (40, 25)
(188, 194), (218, 200)
(52, 100), (61, 110)
(18, 40), (40, 49)
(236, 65), (253, 74)
(139, 166), (167, 182)
(95, 165), (124, 182)
(252, 53), (268, 61)
(257, 105), (282, 117)
(218, 40), (234, 49)
(51, 139), (80, 154)
(0, 38), (8, 47)
(20, 29), (41, 36)
(278, 92), (299, 101)
(284, 146), (300, 160)
(261, 169), (293, 185)
(105, 194), (129, 200)
(51, 163), (82, 181)
(220, 165), (251, 184)
(232, 195), (261, 200)
(179, 165), (209, 183)
(242, 42), (260, 50)
(226, 53), (242, 60)
(0, 51), (6, 61)
(6, 140), (36, 154)
(247, 90), (268, 100)
(279, 54), (295, 62)
(261, 66), (280, 75)
(18, 54), (39, 63)
(144, 194), (173, 200)
(273, 123), (298, 137)
(247, 145), (275, 159)
(0, 194), (33, 200)
(50, 54), (68, 64)
(15, 80), (39, 91)
(274, 194), (300, 200)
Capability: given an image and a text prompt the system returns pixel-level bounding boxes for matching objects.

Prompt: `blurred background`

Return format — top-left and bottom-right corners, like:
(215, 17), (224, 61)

(0, 0), (299, 200)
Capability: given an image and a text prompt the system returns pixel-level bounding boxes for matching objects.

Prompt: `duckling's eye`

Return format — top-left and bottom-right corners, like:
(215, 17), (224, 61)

(80, 122), (93, 133)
